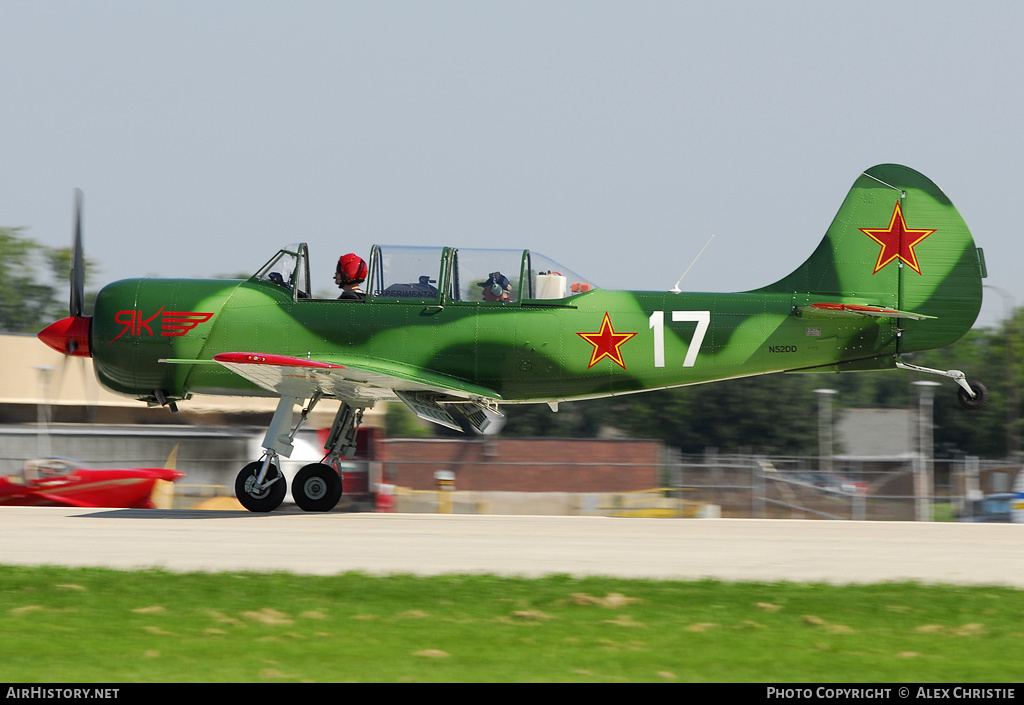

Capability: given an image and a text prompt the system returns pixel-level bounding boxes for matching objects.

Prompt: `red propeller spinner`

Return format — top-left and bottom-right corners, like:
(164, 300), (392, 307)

(37, 189), (92, 358)
(38, 315), (91, 357)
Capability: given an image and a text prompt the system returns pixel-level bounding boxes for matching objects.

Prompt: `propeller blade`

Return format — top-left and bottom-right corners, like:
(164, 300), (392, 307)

(70, 188), (85, 318)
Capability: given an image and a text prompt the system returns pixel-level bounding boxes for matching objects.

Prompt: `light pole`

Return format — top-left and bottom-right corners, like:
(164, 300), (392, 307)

(34, 366), (56, 459)
(913, 380), (941, 522)
(814, 389), (838, 475)
(984, 285), (1018, 462)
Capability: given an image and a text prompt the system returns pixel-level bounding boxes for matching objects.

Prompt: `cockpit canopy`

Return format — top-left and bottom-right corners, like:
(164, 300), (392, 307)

(253, 243), (311, 298)
(251, 243), (598, 303)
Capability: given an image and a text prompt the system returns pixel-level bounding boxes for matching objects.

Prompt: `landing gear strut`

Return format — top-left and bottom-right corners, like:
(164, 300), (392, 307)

(896, 361), (988, 410)
(233, 394), (365, 513)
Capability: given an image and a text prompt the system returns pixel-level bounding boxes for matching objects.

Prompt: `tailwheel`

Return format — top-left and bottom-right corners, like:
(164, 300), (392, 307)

(895, 362), (989, 412)
(958, 380), (989, 410)
(292, 463), (343, 512)
(235, 461), (286, 513)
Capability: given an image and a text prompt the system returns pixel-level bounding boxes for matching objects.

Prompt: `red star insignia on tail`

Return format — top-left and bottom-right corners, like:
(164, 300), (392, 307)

(577, 312), (637, 369)
(860, 201), (935, 275)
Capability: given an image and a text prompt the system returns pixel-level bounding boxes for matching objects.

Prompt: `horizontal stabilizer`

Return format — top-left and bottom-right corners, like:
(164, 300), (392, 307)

(799, 303), (936, 321)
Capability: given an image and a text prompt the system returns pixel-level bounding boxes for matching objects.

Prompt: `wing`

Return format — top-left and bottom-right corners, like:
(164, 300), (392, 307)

(210, 352), (503, 406)
(30, 492), (97, 508)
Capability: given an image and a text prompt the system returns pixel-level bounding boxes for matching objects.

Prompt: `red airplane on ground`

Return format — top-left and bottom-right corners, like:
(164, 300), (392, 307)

(0, 458), (185, 509)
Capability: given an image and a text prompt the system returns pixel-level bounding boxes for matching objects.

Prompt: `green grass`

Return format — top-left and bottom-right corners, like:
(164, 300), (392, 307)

(1, 566), (1023, 682)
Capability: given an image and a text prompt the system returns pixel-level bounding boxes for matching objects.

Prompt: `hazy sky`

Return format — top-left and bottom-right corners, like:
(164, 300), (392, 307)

(2, 1), (1021, 326)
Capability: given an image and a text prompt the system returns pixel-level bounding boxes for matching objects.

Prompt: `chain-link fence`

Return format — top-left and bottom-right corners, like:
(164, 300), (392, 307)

(1, 423), (1019, 519)
(383, 450), (1021, 520)
(665, 451), (1019, 521)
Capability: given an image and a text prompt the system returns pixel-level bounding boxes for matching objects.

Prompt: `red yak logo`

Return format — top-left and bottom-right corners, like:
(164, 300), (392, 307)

(112, 308), (214, 341)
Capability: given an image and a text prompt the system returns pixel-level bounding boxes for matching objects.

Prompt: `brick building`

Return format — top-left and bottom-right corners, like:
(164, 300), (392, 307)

(381, 437), (665, 492)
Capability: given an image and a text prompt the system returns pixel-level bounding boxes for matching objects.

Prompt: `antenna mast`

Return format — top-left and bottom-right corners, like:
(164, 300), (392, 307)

(670, 234), (716, 293)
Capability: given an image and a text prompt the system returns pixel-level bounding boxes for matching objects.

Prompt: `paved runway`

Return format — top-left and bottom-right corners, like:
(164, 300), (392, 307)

(0, 507), (1022, 586)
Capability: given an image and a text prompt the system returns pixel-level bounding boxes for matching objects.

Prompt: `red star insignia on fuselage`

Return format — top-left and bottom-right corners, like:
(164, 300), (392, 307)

(859, 201), (936, 275)
(577, 312), (637, 369)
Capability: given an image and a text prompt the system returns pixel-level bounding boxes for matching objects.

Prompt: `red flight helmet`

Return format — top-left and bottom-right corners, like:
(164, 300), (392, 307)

(336, 253), (367, 285)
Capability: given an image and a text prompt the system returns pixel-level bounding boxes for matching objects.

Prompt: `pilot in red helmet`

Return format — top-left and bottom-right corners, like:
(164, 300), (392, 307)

(335, 253), (368, 300)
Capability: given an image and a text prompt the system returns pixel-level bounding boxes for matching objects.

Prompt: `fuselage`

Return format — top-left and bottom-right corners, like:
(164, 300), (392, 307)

(86, 275), (899, 406)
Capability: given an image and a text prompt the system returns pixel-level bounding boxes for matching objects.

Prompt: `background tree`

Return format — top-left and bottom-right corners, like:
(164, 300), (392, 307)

(501, 374), (822, 455)
(0, 227), (91, 334)
(911, 327), (1011, 459)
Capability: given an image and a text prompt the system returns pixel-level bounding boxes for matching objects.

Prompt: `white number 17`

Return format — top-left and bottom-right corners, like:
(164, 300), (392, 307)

(649, 310), (710, 368)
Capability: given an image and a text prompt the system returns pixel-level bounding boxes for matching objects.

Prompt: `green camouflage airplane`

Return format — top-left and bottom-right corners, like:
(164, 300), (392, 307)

(39, 164), (988, 512)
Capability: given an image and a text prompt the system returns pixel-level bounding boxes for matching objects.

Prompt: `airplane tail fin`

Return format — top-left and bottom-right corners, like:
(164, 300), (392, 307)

(758, 164), (985, 353)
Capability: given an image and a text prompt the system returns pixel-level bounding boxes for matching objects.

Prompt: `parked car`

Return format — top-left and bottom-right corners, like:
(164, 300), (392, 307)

(793, 472), (868, 495)
(959, 493), (1014, 522)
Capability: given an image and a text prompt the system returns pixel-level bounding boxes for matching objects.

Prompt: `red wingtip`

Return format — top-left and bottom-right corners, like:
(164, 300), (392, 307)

(38, 316), (92, 357)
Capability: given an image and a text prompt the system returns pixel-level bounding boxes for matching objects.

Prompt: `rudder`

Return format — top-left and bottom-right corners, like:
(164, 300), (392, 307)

(759, 164), (984, 353)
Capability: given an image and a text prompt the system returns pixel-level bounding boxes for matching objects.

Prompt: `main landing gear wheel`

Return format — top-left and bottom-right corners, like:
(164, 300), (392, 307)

(292, 463), (343, 512)
(958, 380), (989, 411)
(235, 461), (286, 513)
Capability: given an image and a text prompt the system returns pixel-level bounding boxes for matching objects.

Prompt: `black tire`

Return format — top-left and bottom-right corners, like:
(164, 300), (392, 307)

(292, 463), (343, 512)
(235, 461), (286, 513)
(958, 380), (989, 410)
